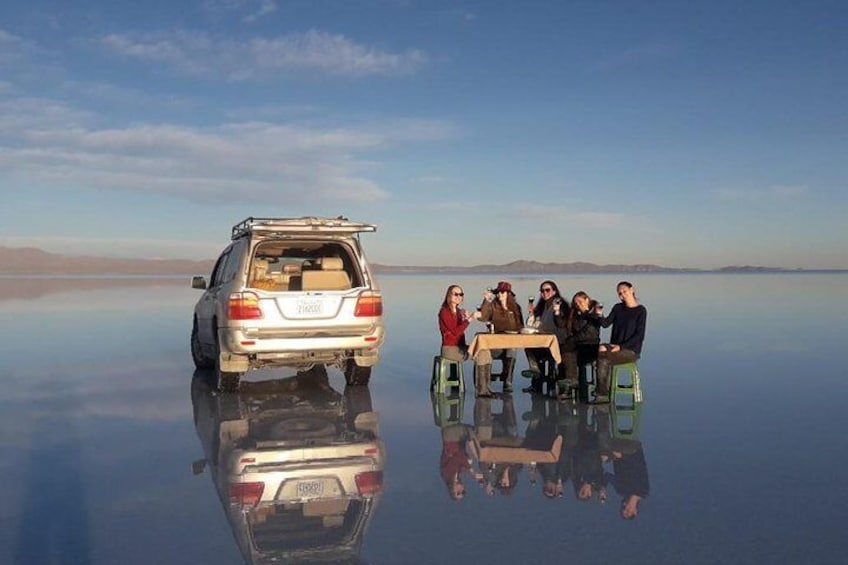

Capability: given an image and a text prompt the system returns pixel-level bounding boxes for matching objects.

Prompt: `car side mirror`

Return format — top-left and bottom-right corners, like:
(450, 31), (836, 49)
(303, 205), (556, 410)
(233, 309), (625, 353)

(191, 276), (207, 290)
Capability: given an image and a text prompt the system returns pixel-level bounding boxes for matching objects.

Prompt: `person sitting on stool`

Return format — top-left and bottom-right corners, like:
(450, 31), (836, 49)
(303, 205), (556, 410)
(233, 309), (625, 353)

(593, 281), (647, 404)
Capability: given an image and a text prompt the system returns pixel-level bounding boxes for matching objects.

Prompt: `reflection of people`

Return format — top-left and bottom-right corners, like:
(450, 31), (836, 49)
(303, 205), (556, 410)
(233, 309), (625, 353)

(594, 281), (647, 404)
(524, 280), (565, 393)
(606, 440), (650, 519)
(572, 407), (608, 504)
(558, 291), (603, 400)
(476, 281), (524, 395)
(525, 398), (570, 499)
(438, 285), (474, 362)
(440, 424), (475, 500)
(473, 395), (523, 495)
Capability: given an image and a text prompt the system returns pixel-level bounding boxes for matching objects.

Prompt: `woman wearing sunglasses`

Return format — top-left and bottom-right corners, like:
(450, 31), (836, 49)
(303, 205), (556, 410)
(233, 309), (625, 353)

(438, 285), (475, 363)
(523, 280), (567, 393)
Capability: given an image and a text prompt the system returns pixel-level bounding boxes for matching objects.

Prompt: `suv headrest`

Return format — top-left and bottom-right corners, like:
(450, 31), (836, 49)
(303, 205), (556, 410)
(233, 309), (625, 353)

(321, 257), (344, 271)
(282, 263), (300, 274)
(252, 258), (270, 278)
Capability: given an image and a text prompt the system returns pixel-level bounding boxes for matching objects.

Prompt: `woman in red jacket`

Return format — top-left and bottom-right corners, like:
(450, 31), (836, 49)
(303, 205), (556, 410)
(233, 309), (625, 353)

(438, 284), (474, 362)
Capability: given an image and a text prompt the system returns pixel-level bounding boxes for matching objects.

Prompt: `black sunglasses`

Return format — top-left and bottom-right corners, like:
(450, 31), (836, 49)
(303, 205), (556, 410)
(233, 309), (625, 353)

(452, 292), (464, 296)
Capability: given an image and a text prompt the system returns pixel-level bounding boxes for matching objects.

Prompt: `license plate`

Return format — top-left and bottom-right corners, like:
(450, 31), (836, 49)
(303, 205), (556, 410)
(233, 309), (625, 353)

(296, 479), (324, 498)
(296, 298), (324, 316)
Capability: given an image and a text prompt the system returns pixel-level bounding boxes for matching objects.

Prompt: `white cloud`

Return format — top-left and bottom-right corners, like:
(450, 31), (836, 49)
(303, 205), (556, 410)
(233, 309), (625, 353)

(244, 0), (278, 23)
(100, 29), (428, 79)
(0, 97), (454, 205)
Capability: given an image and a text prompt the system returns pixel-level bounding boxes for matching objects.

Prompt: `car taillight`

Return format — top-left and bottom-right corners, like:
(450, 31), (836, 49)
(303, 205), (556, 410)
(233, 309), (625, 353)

(354, 292), (383, 317)
(228, 292), (262, 320)
(355, 470), (383, 495)
(229, 482), (264, 506)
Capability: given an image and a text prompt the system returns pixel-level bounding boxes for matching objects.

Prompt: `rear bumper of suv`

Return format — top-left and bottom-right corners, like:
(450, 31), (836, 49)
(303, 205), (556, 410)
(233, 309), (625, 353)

(219, 326), (384, 367)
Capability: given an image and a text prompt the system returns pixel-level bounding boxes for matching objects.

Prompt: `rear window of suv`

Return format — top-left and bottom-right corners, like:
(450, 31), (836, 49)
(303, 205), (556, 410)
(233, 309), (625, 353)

(248, 241), (363, 292)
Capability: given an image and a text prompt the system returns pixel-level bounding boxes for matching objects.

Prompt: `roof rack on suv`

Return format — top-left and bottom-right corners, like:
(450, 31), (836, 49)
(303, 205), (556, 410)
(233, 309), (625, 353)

(231, 217), (377, 240)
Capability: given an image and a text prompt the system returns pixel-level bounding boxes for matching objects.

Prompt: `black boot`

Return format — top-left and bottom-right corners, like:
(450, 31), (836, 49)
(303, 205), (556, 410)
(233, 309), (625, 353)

(591, 358), (611, 404)
(475, 364), (493, 398)
(502, 357), (516, 393)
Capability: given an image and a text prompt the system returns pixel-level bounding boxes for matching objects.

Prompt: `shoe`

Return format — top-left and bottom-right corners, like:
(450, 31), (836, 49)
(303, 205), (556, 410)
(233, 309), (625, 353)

(589, 394), (610, 404)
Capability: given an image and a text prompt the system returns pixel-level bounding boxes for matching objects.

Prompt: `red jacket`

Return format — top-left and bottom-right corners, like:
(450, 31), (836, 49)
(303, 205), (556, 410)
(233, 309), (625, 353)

(439, 306), (469, 347)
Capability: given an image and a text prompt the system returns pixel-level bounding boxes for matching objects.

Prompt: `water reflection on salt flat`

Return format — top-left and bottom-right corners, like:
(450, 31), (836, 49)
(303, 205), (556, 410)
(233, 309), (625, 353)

(0, 274), (847, 564)
(190, 366), (383, 565)
(433, 392), (649, 518)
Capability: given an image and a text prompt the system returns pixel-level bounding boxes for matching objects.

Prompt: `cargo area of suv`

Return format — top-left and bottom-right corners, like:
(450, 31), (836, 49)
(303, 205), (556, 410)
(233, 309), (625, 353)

(191, 217), (384, 391)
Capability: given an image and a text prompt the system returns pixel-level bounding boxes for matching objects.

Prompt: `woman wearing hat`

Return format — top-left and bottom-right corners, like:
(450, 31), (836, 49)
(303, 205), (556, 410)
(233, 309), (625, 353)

(475, 281), (524, 396)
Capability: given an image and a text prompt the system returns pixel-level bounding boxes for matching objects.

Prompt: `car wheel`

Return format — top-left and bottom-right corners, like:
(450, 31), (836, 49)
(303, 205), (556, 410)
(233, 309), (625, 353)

(191, 320), (215, 370)
(344, 360), (372, 386)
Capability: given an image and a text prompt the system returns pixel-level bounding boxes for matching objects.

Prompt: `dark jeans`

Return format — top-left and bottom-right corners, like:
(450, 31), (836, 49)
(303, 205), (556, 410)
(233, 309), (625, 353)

(595, 349), (638, 394)
(562, 344), (599, 384)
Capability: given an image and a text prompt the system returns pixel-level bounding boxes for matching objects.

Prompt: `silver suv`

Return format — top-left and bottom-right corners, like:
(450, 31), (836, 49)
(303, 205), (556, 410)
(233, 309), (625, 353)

(191, 217), (384, 391)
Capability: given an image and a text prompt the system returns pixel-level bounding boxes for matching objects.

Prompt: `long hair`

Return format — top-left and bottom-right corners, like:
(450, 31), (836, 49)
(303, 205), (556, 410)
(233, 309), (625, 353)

(567, 290), (590, 329)
(533, 280), (562, 318)
(441, 284), (462, 310)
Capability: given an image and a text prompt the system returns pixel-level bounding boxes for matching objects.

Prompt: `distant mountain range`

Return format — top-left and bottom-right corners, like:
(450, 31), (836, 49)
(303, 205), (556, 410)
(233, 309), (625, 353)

(0, 246), (837, 275)
(0, 246), (215, 275)
(371, 260), (689, 274)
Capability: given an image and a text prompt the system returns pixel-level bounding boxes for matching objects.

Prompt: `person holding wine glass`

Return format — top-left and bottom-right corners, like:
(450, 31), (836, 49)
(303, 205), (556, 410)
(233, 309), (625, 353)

(556, 291), (603, 400)
(523, 280), (567, 393)
(475, 281), (523, 395)
(437, 284), (474, 363)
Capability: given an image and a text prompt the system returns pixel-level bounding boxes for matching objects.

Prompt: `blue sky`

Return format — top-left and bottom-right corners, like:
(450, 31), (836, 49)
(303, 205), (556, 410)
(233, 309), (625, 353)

(1, 0), (846, 268)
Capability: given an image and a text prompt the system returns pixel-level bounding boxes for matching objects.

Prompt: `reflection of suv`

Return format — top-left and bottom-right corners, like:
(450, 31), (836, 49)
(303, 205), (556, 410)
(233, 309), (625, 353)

(191, 217), (384, 391)
(191, 368), (384, 564)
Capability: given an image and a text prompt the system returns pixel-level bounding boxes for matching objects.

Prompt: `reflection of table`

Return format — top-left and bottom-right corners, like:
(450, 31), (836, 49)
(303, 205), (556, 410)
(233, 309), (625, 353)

(468, 333), (561, 364)
(471, 435), (563, 464)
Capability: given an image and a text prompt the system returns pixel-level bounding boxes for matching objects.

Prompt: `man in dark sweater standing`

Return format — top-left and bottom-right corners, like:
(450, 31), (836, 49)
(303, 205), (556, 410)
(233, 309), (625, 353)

(593, 281), (647, 404)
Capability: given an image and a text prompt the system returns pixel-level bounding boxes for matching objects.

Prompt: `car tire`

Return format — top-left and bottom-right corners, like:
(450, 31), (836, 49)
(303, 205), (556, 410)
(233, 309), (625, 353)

(191, 320), (215, 370)
(344, 360), (372, 386)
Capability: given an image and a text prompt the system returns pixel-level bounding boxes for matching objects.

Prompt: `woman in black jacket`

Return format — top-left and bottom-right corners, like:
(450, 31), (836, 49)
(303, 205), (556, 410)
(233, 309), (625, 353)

(557, 291), (603, 400)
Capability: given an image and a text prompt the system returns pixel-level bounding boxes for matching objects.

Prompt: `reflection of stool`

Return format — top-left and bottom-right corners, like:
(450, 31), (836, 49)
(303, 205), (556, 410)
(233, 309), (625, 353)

(611, 362), (642, 407)
(431, 392), (465, 427)
(611, 402), (642, 439)
(431, 356), (465, 393)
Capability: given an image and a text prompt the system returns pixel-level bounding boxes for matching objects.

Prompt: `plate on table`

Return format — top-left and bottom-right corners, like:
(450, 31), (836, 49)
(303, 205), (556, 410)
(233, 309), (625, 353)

(519, 327), (539, 335)
(503, 330), (518, 334)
